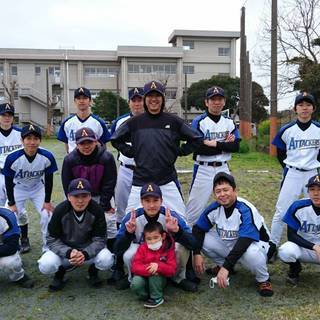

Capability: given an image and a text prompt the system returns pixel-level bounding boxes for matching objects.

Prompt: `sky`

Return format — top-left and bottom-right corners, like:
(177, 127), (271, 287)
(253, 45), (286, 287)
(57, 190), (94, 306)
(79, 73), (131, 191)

(1, 0), (292, 110)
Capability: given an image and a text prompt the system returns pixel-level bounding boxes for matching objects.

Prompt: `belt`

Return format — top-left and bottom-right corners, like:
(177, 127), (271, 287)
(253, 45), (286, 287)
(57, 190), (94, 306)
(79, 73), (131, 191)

(288, 166), (309, 172)
(197, 161), (226, 167)
(120, 162), (135, 170)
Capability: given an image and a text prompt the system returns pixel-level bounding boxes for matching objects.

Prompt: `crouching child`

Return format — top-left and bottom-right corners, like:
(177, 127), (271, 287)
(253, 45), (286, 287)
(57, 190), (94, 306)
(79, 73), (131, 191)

(131, 221), (176, 308)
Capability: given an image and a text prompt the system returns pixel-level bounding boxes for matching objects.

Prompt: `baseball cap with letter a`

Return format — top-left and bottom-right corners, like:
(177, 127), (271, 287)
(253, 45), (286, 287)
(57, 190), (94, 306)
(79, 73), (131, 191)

(68, 178), (92, 196)
(129, 87), (144, 100)
(306, 175), (320, 188)
(21, 124), (42, 139)
(74, 87), (91, 99)
(206, 86), (225, 99)
(75, 127), (97, 144)
(0, 103), (15, 115)
(140, 183), (162, 199)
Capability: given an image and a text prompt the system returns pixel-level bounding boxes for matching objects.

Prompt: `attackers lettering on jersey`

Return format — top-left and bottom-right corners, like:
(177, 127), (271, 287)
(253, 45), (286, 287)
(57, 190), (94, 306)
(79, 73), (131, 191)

(288, 138), (320, 150)
(15, 169), (45, 179)
(216, 226), (238, 240)
(300, 220), (320, 234)
(0, 144), (22, 155)
(204, 130), (230, 140)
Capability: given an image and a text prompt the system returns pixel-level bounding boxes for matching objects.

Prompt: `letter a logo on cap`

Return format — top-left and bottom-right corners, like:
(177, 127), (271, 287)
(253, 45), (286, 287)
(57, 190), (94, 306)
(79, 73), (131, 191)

(146, 184), (154, 192)
(150, 82), (157, 89)
(77, 180), (84, 189)
(29, 124), (35, 131)
(81, 129), (88, 137)
(314, 176), (320, 183)
(134, 87), (139, 94)
(5, 104), (10, 110)
(213, 87), (219, 94)
(79, 87), (84, 93)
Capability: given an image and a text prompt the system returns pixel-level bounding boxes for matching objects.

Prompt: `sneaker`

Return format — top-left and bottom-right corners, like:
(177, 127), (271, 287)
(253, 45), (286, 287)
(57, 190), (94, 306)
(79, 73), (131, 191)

(107, 268), (126, 285)
(267, 241), (277, 263)
(20, 237), (31, 254)
(48, 267), (66, 292)
(16, 274), (34, 289)
(144, 298), (164, 308)
(175, 279), (198, 292)
(258, 280), (274, 297)
(115, 277), (130, 290)
(287, 261), (302, 286)
(87, 264), (103, 288)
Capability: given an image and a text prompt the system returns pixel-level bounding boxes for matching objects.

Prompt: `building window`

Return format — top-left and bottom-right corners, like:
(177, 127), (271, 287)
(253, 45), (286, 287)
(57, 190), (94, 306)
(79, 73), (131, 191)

(35, 66), (41, 75)
(13, 90), (19, 100)
(165, 89), (177, 99)
(48, 66), (60, 76)
(183, 40), (194, 50)
(84, 66), (119, 77)
(10, 65), (18, 76)
(128, 64), (176, 75)
(218, 47), (230, 56)
(183, 65), (194, 74)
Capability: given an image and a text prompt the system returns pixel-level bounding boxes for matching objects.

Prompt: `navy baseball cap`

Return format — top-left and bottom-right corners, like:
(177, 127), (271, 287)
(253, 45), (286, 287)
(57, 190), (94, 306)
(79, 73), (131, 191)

(129, 87), (144, 100)
(143, 81), (165, 97)
(75, 127), (97, 144)
(294, 92), (316, 107)
(74, 87), (91, 99)
(306, 175), (320, 188)
(0, 103), (14, 115)
(21, 124), (42, 139)
(206, 86), (225, 99)
(213, 172), (236, 189)
(140, 183), (162, 199)
(68, 178), (92, 196)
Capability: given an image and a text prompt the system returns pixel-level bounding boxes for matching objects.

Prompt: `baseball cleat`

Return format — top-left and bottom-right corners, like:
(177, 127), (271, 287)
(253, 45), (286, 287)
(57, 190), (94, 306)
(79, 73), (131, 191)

(20, 237), (31, 253)
(257, 280), (274, 297)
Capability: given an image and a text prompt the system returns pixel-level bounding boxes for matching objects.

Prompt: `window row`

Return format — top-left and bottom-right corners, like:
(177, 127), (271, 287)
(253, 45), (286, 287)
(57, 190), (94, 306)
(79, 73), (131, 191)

(128, 64), (177, 74)
(84, 66), (119, 77)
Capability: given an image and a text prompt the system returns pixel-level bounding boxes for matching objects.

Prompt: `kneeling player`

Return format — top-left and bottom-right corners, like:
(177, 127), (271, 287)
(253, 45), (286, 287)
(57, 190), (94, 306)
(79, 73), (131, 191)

(0, 207), (34, 288)
(193, 172), (274, 297)
(38, 178), (113, 291)
(2, 124), (58, 253)
(112, 183), (198, 292)
(279, 174), (320, 285)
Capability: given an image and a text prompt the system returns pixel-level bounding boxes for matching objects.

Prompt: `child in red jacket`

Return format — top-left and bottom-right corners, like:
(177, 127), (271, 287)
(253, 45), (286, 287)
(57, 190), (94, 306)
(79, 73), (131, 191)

(131, 221), (176, 308)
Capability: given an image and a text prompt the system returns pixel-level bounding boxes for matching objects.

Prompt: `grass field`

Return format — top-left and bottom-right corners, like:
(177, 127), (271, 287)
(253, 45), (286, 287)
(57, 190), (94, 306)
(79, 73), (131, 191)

(1, 140), (320, 320)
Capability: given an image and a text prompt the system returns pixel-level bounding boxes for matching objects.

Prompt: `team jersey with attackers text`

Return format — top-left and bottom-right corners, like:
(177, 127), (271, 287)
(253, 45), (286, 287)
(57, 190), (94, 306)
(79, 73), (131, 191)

(111, 113), (135, 166)
(283, 198), (320, 245)
(57, 114), (110, 152)
(195, 197), (266, 241)
(192, 113), (240, 162)
(0, 126), (22, 169)
(272, 120), (320, 170)
(2, 148), (58, 189)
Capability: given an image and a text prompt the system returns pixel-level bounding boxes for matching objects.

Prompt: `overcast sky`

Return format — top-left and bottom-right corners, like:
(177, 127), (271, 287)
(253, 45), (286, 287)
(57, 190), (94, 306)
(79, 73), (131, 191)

(1, 0), (293, 110)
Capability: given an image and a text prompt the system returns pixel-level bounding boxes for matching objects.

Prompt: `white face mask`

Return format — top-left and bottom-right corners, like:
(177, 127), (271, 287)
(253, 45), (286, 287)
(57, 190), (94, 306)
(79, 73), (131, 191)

(147, 240), (162, 251)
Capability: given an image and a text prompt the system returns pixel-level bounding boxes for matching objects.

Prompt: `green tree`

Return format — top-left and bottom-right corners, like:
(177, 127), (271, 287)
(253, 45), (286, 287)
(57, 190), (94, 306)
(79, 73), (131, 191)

(92, 90), (129, 121)
(181, 75), (269, 123)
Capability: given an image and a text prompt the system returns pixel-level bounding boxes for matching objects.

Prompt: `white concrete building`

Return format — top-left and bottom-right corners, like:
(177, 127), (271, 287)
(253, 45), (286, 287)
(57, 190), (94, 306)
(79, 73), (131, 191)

(0, 29), (239, 128)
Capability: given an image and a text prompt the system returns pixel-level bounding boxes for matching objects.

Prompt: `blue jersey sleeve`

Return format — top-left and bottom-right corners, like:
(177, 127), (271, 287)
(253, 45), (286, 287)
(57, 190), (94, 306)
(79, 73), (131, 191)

(39, 149), (58, 174)
(191, 114), (206, 137)
(116, 212), (131, 238)
(238, 205), (260, 241)
(231, 126), (241, 140)
(2, 151), (22, 177)
(195, 202), (219, 232)
(171, 211), (191, 233)
(57, 121), (68, 143)
(282, 199), (310, 231)
(94, 116), (111, 143)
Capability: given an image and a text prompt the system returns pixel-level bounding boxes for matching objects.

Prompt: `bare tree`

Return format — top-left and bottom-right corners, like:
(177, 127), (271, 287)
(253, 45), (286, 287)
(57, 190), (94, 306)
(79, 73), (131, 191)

(2, 80), (17, 105)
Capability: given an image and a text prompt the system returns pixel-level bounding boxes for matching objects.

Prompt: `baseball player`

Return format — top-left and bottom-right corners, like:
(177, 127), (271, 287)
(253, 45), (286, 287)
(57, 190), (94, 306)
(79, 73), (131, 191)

(61, 127), (117, 248)
(57, 87), (111, 153)
(269, 92), (320, 255)
(192, 172), (273, 297)
(278, 174), (320, 285)
(2, 124), (58, 253)
(185, 86), (240, 226)
(111, 87), (144, 225)
(0, 103), (22, 206)
(0, 206), (34, 288)
(113, 183), (198, 292)
(111, 81), (202, 218)
(38, 178), (114, 291)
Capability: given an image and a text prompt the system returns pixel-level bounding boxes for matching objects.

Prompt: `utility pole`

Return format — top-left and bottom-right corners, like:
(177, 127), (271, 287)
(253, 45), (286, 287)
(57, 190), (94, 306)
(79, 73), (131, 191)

(270, 0), (278, 156)
(116, 71), (120, 117)
(184, 73), (188, 121)
(46, 69), (52, 136)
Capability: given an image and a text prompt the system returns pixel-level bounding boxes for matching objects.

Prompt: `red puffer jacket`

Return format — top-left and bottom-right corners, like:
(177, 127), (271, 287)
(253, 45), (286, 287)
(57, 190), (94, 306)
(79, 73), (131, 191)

(131, 235), (177, 278)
